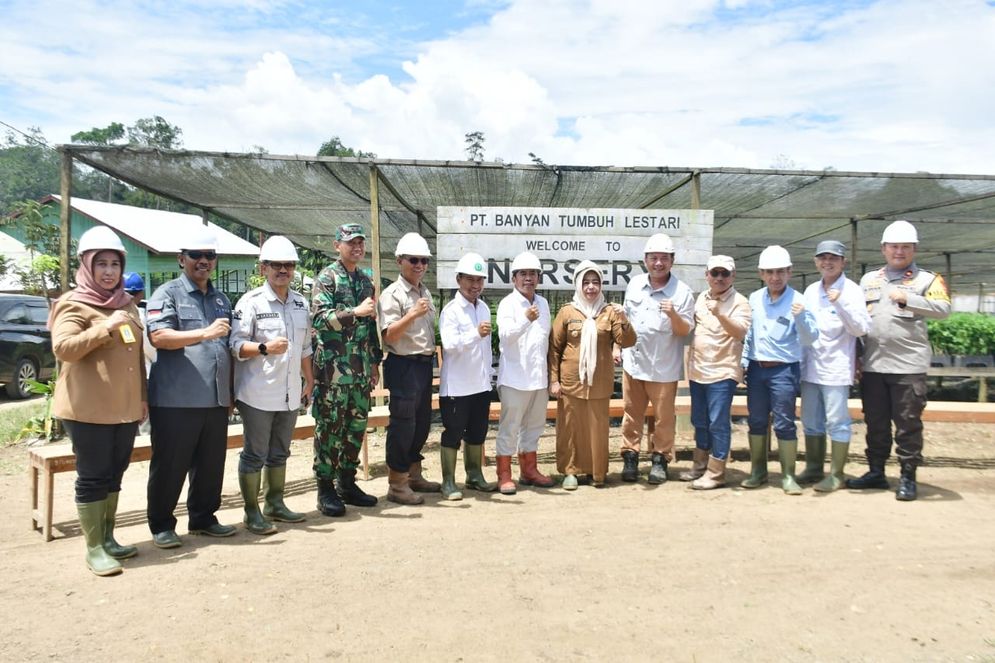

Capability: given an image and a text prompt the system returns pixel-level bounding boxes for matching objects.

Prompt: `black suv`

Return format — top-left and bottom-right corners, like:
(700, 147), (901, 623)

(0, 294), (55, 399)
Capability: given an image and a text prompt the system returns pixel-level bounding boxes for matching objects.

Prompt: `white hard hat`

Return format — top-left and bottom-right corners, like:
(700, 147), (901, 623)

(259, 235), (299, 262)
(881, 220), (918, 244)
(181, 225), (219, 251)
(758, 245), (792, 269)
(510, 252), (542, 273)
(643, 233), (675, 254)
(455, 252), (487, 279)
(394, 233), (432, 257)
(77, 226), (126, 257)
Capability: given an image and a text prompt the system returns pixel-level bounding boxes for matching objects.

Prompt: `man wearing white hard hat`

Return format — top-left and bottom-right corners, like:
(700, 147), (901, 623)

(495, 252), (555, 494)
(798, 240), (870, 492)
(847, 220), (950, 501)
(741, 245), (818, 495)
(229, 236), (313, 534)
(619, 233), (695, 484)
(377, 232), (440, 505)
(438, 252), (497, 499)
(146, 225), (236, 547)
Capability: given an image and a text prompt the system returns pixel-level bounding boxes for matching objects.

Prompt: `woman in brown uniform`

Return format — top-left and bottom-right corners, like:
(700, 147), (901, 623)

(548, 260), (635, 489)
(49, 226), (147, 576)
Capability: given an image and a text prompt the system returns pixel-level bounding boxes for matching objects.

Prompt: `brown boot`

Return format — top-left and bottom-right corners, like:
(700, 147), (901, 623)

(387, 469), (424, 505)
(519, 451), (555, 488)
(496, 456), (517, 494)
(691, 456), (727, 490)
(679, 448), (709, 481)
(408, 461), (441, 493)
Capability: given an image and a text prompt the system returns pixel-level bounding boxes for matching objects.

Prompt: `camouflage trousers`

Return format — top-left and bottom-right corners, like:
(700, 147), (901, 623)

(312, 382), (372, 479)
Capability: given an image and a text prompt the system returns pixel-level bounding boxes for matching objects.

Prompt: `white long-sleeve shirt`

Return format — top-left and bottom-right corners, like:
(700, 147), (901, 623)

(440, 292), (494, 397)
(801, 274), (871, 386)
(496, 290), (550, 391)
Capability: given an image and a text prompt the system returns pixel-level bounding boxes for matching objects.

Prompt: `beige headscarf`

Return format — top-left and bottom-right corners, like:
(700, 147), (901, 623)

(571, 260), (606, 386)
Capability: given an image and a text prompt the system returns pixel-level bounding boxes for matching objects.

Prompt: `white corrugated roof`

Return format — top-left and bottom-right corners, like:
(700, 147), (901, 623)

(52, 195), (259, 256)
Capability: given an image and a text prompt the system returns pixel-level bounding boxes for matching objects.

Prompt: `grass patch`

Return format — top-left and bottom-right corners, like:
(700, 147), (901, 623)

(0, 400), (47, 447)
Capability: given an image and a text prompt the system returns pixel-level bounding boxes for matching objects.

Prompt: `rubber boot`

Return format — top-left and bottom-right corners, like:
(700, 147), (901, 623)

(316, 477), (347, 516)
(440, 447), (463, 501)
(464, 444), (496, 492)
(814, 441), (849, 493)
(408, 461), (441, 493)
(240, 472), (277, 535)
(741, 434), (769, 489)
(519, 451), (555, 487)
(387, 469), (424, 505)
(778, 440), (803, 495)
(797, 434), (826, 484)
(895, 463), (918, 501)
(77, 500), (122, 577)
(691, 456), (727, 490)
(496, 455), (517, 494)
(263, 466), (306, 521)
(846, 458), (889, 490)
(103, 492), (137, 560)
(620, 450), (639, 482)
(336, 468), (378, 508)
(679, 448), (709, 482)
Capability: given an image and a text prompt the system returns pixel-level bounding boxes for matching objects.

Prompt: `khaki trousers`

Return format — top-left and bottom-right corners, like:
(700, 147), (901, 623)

(620, 372), (677, 462)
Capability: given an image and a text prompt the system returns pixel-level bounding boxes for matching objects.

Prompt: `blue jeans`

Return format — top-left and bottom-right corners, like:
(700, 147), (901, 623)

(800, 381), (852, 442)
(746, 361), (800, 441)
(689, 379), (737, 460)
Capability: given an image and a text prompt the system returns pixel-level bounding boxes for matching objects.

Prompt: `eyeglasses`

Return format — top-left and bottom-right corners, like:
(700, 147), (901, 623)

(709, 269), (731, 278)
(404, 257), (430, 266)
(184, 251), (217, 260)
(265, 261), (296, 271)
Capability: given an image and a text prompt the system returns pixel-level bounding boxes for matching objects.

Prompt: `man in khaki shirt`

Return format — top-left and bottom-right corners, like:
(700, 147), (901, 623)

(681, 255), (751, 489)
(377, 232), (440, 505)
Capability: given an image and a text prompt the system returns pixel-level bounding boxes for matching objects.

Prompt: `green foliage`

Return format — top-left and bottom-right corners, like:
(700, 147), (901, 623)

(0, 400), (46, 447)
(16, 377), (62, 443)
(464, 131), (485, 161)
(0, 128), (60, 213)
(1, 199), (69, 297)
(317, 136), (375, 158)
(927, 313), (995, 356)
(71, 122), (126, 145)
(127, 115), (183, 149)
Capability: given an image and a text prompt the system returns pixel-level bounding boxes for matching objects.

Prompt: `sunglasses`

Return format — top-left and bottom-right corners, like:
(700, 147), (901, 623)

(265, 261), (296, 271)
(184, 250), (217, 260)
(709, 269), (731, 278)
(404, 257), (431, 265)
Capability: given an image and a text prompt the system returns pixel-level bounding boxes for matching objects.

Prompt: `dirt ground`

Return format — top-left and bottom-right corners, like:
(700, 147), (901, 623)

(0, 419), (993, 663)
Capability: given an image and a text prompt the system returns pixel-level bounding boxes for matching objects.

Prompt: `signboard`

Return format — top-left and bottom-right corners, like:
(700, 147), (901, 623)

(436, 206), (714, 292)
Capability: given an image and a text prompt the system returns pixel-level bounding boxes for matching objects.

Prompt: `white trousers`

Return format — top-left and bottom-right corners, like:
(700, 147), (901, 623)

(495, 385), (548, 456)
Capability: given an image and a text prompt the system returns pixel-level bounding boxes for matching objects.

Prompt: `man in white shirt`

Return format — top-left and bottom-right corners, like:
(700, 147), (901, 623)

(495, 252), (554, 495)
(800, 240), (871, 492)
(439, 252), (496, 499)
(620, 234), (695, 484)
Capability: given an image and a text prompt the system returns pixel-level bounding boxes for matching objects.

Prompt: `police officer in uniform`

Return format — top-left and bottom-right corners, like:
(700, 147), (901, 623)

(847, 220), (950, 501)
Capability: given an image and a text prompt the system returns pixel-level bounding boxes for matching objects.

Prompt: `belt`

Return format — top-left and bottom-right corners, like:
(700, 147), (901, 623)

(389, 352), (435, 364)
(755, 360), (786, 368)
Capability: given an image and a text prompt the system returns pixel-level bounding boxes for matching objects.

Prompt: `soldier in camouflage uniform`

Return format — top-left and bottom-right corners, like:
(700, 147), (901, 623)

(310, 223), (383, 516)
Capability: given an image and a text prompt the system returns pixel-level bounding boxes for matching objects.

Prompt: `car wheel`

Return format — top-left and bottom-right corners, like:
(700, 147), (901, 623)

(6, 357), (38, 399)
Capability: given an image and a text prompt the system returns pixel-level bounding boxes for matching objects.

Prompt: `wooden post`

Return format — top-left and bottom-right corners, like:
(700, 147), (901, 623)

(945, 252), (953, 294)
(59, 150), (73, 293)
(368, 165), (385, 460)
(850, 218), (859, 282)
(690, 171), (701, 210)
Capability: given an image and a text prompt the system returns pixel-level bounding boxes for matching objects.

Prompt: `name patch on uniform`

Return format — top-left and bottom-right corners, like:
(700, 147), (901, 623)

(256, 312), (280, 320)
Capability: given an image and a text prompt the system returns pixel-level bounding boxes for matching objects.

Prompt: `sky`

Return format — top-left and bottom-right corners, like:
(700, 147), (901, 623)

(1, 0), (994, 173)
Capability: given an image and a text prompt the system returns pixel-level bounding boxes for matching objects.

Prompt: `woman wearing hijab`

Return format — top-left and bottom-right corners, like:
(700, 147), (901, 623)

(548, 261), (635, 489)
(49, 226), (147, 577)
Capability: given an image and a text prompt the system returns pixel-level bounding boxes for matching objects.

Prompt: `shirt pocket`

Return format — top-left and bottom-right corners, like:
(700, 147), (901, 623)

(256, 316), (287, 341)
(178, 306), (205, 331)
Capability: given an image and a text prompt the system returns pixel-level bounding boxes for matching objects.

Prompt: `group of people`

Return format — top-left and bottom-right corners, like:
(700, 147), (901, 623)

(49, 217), (949, 577)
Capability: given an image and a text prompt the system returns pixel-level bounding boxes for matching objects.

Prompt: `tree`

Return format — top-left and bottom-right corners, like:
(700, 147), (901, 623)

(0, 128), (60, 214)
(71, 122), (127, 201)
(127, 116), (183, 149)
(464, 131), (485, 162)
(317, 136), (375, 158)
(1, 200), (68, 300)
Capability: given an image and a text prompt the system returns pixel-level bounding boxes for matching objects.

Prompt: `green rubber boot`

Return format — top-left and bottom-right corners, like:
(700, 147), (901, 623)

(463, 444), (496, 492)
(814, 441), (849, 492)
(778, 439), (803, 495)
(440, 447), (463, 501)
(240, 472), (277, 535)
(740, 434), (769, 489)
(103, 492), (138, 560)
(797, 434), (826, 484)
(78, 500), (122, 577)
(262, 465), (306, 522)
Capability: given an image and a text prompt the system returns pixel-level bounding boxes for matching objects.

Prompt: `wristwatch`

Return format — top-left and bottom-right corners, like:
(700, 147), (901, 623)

(258, 342), (268, 356)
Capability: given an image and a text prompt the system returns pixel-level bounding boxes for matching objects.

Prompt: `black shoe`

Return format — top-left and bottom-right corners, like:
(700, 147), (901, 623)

(337, 469), (378, 508)
(152, 530), (182, 549)
(896, 464), (917, 501)
(316, 478), (346, 517)
(621, 450), (639, 482)
(846, 468), (889, 490)
(648, 453), (668, 485)
(189, 522), (237, 537)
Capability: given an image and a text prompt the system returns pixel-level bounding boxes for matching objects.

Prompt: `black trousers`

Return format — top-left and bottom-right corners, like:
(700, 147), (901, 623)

(64, 420), (138, 504)
(860, 372), (927, 467)
(147, 406), (229, 534)
(440, 391), (491, 449)
(383, 354), (432, 472)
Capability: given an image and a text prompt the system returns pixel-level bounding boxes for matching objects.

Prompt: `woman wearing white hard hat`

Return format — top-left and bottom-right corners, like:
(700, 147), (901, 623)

(48, 225), (147, 576)
(438, 252), (497, 498)
(548, 260), (635, 489)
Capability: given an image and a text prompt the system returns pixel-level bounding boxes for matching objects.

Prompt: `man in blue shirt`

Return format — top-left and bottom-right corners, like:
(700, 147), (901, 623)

(742, 245), (818, 494)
